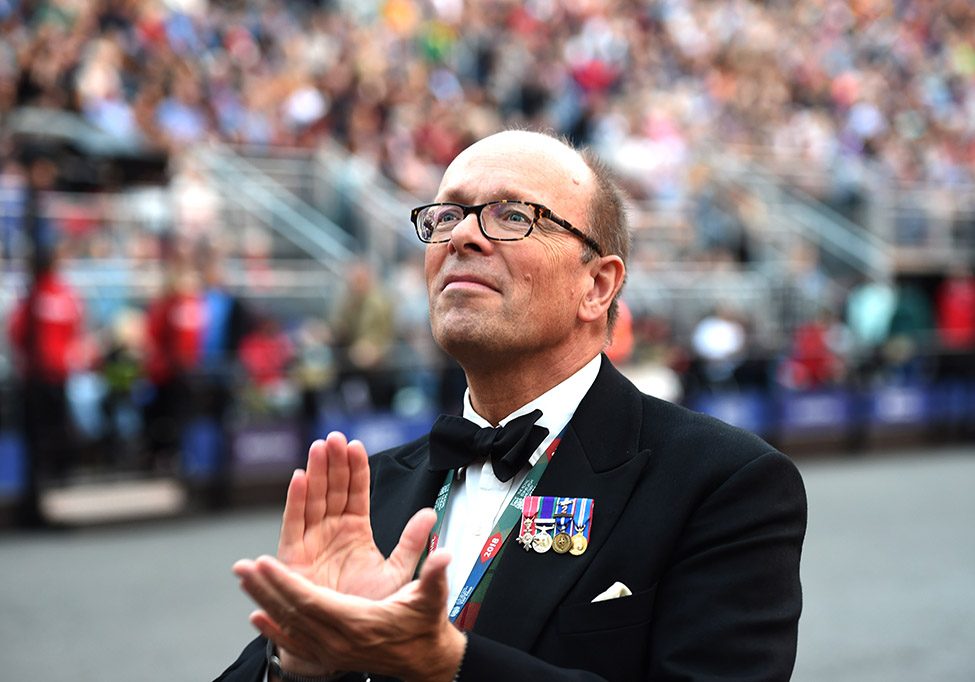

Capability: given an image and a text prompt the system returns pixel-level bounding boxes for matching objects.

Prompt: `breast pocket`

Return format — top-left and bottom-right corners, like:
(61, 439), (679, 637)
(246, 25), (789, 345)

(558, 584), (657, 635)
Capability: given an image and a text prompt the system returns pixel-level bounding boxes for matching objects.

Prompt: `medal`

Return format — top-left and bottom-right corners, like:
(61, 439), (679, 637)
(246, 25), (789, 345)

(569, 534), (588, 555)
(532, 496), (556, 553)
(569, 497), (593, 556)
(517, 495), (540, 551)
(552, 497), (575, 554)
(532, 530), (553, 553)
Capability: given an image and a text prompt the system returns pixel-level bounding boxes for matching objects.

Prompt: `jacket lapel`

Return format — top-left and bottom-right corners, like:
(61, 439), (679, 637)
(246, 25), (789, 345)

(369, 444), (444, 558)
(471, 360), (651, 648)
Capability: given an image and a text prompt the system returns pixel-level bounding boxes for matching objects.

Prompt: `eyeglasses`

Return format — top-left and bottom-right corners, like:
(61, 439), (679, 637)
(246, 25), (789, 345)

(410, 200), (603, 256)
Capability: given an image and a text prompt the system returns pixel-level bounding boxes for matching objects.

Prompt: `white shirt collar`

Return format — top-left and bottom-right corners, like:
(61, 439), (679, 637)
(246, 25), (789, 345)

(462, 354), (602, 468)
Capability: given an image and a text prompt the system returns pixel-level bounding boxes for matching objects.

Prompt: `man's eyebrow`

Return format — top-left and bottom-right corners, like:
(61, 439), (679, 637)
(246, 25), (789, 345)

(437, 189), (532, 204)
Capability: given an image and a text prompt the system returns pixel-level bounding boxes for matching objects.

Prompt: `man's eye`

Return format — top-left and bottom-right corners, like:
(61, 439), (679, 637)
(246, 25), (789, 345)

(496, 207), (532, 224)
(432, 208), (463, 225)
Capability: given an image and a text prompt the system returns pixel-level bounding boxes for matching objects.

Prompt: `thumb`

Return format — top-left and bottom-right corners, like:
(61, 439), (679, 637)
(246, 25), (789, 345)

(387, 507), (438, 578)
(416, 549), (452, 612)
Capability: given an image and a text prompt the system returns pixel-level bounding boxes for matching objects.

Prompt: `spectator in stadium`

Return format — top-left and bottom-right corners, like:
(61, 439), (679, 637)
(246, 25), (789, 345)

(238, 311), (295, 410)
(845, 276), (897, 382)
(8, 247), (85, 527)
(329, 259), (397, 411)
(0, 159), (27, 260)
(687, 304), (749, 392)
(882, 282), (935, 384)
(935, 265), (975, 353)
(220, 130), (806, 682)
(142, 251), (205, 470)
(196, 244), (251, 506)
(778, 308), (850, 391)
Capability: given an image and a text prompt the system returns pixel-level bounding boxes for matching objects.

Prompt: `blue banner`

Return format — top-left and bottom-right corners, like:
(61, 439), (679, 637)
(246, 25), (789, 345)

(778, 389), (856, 435)
(0, 432), (26, 500)
(231, 423), (303, 481)
(689, 391), (772, 436)
(316, 411), (436, 455)
(181, 418), (224, 481)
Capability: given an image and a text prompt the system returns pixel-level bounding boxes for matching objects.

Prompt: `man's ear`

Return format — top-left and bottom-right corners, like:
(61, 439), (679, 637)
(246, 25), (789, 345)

(578, 256), (625, 324)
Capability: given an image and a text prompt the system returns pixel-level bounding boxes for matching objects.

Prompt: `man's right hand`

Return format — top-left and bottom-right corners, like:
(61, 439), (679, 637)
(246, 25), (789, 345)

(269, 433), (437, 677)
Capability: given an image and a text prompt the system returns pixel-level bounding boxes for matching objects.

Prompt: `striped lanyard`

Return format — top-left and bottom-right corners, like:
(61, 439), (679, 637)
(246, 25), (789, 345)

(423, 428), (565, 630)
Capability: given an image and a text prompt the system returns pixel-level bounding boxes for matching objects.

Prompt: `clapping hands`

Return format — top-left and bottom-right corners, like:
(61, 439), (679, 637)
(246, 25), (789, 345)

(232, 433), (465, 682)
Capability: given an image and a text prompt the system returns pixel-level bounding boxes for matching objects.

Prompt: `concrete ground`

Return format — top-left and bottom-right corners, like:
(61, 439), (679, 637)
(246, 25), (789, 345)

(1, 447), (973, 681)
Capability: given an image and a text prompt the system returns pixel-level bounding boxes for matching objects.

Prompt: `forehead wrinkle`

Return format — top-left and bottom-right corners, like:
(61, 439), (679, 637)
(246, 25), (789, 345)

(436, 184), (536, 206)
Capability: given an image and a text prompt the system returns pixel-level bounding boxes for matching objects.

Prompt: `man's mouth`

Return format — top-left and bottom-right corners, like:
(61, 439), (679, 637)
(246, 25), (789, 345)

(441, 274), (499, 293)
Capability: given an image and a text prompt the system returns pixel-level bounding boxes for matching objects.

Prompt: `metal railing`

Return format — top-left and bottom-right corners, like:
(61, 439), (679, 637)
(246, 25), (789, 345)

(708, 148), (894, 282)
(191, 146), (358, 274)
(724, 142), (975, 273)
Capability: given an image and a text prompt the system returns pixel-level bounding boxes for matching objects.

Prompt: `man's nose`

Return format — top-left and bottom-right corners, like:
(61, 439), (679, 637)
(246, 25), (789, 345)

(447, 212), (491, 253)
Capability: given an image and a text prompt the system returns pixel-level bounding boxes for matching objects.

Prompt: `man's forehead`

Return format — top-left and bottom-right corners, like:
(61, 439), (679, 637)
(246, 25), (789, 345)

(437, 131), (592, 202)
(441, 130), (591, 187)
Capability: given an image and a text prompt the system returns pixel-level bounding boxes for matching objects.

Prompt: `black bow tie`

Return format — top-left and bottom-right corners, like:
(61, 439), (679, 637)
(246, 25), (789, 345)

(428, 409), (549, 483)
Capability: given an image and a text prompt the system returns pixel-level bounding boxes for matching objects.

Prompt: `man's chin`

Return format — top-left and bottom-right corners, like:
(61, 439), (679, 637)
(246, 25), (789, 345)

(433, 322), (501, 358)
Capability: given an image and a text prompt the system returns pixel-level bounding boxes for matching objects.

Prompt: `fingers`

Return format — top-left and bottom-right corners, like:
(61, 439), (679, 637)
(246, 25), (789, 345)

(304, 439), (330, 528)
(234, 557), (295, 622)
(236, 557), (327, 650)
(387, 508), (438, 578)
(248, 608), (289, 645)
(278, 468), (308, 558)
(345, 439), (371, 517)
(249, 608), (329, 666)
(238, 555), (358, 633)
(324, 433), (352, 519)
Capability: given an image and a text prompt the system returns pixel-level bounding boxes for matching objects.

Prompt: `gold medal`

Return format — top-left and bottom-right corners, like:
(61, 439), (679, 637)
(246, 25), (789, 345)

(532, 531), (553, 553)
(552, 532), (572, 554)
(569, 533), (588, 556)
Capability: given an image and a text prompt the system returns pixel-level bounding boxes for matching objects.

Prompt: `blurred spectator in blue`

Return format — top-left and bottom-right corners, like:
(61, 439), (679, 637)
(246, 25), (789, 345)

(0, 159), (27, 260)
(198, 244), (250, 375)
(195, 242), (251, 505)
(22, 155), (60, 255)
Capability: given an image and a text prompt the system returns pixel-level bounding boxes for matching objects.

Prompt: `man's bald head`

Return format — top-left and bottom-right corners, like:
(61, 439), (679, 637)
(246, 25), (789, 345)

(441, 130), (629, 329)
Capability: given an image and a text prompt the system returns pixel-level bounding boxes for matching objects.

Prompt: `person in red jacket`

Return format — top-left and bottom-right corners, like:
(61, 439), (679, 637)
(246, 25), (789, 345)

(8, 249), (85, 526)
(936, 266), (975, 351)
(142, 260), (205, 470)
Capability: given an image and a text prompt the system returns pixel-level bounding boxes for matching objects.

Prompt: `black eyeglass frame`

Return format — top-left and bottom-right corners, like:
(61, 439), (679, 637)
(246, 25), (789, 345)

(410, 200), (604, 256)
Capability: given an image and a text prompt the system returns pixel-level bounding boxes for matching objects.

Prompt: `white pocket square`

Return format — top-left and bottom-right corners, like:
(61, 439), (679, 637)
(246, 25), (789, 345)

(591, 581), (633, 602)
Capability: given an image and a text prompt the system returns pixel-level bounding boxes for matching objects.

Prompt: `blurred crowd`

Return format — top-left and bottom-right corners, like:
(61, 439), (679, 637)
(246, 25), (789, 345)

(1, 0), (974, 491)
(2, 0), (973, 198)
(6, 241), (975, 480)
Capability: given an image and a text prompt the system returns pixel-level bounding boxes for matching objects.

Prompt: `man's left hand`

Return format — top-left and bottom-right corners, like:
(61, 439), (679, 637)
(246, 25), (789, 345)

(233, 549), (466, 682)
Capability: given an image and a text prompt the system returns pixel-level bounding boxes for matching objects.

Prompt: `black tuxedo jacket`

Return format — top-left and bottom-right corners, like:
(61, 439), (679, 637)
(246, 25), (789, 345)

(217, 359), (806, 681)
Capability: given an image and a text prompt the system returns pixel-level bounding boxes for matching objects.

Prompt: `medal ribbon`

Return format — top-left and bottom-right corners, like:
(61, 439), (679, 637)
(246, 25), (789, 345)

(420, 426), (566, 630)
(573, 497), (592, 537)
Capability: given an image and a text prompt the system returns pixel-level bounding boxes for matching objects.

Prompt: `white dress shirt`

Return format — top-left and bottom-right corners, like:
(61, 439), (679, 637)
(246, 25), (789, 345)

(440, 354), (602, 608)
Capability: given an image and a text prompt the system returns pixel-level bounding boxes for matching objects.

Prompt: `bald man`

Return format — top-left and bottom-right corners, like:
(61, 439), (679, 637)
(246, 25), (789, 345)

(219, 131), (806, 682)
